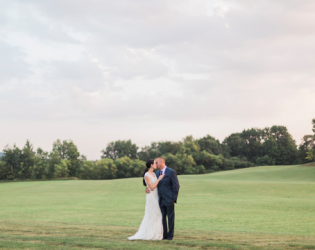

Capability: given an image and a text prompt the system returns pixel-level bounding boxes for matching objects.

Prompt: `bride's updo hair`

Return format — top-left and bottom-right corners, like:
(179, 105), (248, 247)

(143, 159), (154, 186)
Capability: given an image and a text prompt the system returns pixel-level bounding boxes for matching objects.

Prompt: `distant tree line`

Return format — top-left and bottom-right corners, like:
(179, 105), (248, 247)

(0, 119), (314, 181)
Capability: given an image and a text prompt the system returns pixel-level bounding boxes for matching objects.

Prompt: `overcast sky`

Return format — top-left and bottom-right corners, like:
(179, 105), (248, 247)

(1, 0), (314, 159)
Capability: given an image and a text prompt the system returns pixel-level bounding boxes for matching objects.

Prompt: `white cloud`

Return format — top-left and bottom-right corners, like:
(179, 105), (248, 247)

(0, 0), (315, 159)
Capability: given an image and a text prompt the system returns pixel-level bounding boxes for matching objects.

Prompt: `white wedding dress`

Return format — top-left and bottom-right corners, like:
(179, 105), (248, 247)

(128, 172), (163, 240)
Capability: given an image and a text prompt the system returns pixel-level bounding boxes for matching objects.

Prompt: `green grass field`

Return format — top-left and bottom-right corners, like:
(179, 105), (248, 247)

(1, 164), (315, 249)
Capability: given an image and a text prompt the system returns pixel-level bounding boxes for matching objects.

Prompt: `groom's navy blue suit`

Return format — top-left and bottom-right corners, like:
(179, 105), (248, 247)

(156, 167), (180, 240)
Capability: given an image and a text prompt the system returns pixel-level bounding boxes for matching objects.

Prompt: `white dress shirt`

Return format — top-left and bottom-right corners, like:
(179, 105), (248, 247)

(160, 166), (167, 175)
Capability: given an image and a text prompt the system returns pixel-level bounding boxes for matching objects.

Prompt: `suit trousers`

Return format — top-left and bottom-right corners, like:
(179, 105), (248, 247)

(160, 204), (175, 240)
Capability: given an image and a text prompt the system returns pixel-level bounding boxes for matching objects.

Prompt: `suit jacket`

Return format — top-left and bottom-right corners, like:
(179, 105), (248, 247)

(156, 167), (180, 206)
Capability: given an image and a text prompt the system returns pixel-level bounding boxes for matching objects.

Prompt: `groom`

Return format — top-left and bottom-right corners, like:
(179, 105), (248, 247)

(146, 157), (180, 240)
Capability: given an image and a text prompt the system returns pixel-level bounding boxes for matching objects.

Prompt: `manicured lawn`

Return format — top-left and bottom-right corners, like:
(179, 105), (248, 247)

(1, 165), (315, 249)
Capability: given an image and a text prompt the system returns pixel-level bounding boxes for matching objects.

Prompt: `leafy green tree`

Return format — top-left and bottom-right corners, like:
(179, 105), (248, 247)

(101, 140), (138, 160)
(114, 156), (133, 178)
(256, 155), (274, 166)
(181, 154), (196, 175)
(19, 140), (37, 179)
(223, 126), (298, 165)
(197, 135), (219, 154)
(0, 141), (46, 180)
(240, 128), (264, 162)
(163, 153), (182, 173)
(301, 119), (315, 162)
(48, 150), (62, 178)
(31, 148), (50, 180)
(196, 149), (249, 172)
(222, 158), (235, 170)
(138, 140), (183, 162)
(29, 150), (50, 180)
(138, 142), (159, 161)
(37, 148), (49, 160)
(157, 141), (182, 156)
(269, 126), (298, 165)
(298, 119), (315, 163)
(1, 120), (308, 181)
(95, 158), (117, 179)
(52, 139), (81, 176)
(194, 165), (206, 174)
(0, 161), (10, 180)
(223, 133), (246, 157)
(167, 146), (196, 175)
(79, 160), (95, 180)
(197, 150), (214, 170)
(298, 135), (315, 163)
(183, 136), (199, 153)
(182, 135), (200, 163)
(211, 154), (225, 171)
(129, 159), (146, 177)
(2, 144), (22, 180)
(230, 157), (252, 169)
(54, 159), (70, 178)
(263, 136), (278, 164)
(197, 135), (230, 158)
(306, 149), (315, 161)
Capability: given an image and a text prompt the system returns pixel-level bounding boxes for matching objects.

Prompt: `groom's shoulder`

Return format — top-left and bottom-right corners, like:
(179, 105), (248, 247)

(167, 167), (175, 173)
(167, 168), (178, 176)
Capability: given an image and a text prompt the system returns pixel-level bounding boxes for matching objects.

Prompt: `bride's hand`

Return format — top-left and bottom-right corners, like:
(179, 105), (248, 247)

(158, 174), (165, 181)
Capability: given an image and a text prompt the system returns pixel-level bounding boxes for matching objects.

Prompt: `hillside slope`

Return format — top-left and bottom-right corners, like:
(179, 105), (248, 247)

(302, 162), (315, 167)
(182, 165), (315, 183)
(0, 165), (314, 237)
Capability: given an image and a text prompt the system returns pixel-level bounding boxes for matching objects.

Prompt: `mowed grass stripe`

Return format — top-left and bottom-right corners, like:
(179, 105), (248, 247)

(1, 223), (315, 250)
(1, 165), (315, 249)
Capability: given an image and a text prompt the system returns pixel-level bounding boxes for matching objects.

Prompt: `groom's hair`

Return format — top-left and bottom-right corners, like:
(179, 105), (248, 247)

(157, 156), (165, 163)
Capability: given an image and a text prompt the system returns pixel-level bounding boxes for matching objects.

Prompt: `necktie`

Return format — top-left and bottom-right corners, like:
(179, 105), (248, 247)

(161, 171), (163, 175)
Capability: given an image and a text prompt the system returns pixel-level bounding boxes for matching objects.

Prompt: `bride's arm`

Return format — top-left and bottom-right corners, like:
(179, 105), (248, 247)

(145, 174), (164, 191)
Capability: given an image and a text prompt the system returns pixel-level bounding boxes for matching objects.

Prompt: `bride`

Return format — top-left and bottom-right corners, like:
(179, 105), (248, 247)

(128, 159), (165, 240)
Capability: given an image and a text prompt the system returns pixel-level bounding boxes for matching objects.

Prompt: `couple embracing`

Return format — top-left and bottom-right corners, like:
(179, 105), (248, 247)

(128, 157), (180, 241)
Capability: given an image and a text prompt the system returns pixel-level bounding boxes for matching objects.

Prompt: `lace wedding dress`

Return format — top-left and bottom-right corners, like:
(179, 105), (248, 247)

(128, 172), (163, 240)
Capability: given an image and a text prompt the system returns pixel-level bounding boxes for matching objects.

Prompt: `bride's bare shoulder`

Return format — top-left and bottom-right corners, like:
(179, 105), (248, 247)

(144, 172), (153, 178)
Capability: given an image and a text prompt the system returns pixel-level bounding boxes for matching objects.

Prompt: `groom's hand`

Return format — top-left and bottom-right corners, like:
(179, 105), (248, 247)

(146, 187), (151, 194)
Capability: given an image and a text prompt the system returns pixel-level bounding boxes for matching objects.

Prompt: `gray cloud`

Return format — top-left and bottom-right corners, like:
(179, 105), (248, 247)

(0, 0), (315, 159)
(0, 40), (31, 82)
